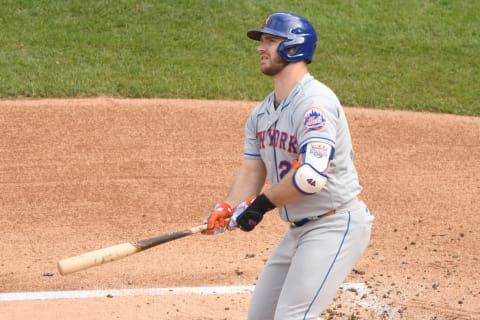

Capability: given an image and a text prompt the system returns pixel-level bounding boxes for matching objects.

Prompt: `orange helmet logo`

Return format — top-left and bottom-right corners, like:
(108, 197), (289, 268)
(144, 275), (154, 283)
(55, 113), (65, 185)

(262, 14), (271, 27)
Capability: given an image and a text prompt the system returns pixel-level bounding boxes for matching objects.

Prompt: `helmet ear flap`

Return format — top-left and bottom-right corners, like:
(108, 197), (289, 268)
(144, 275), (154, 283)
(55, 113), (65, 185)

(278, 38), (309, 63)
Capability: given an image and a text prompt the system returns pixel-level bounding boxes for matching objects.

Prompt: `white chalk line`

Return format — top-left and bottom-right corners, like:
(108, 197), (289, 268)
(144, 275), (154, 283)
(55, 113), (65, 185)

(0, 285), (255, 302)
(0, 283), (400, 318)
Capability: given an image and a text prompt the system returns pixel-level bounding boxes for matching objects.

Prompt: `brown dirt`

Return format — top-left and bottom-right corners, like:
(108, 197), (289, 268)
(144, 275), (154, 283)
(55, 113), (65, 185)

(0, 98), (479, 319)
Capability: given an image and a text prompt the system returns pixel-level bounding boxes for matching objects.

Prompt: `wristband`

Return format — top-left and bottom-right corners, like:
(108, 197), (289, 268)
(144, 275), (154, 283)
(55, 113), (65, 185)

(236, 194), (276, 232)
(249, 193), (276, 215)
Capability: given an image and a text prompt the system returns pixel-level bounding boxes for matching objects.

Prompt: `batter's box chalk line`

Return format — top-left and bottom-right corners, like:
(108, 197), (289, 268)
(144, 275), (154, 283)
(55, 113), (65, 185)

(0, 285), (255, 301)
(1, 282), (400, 318)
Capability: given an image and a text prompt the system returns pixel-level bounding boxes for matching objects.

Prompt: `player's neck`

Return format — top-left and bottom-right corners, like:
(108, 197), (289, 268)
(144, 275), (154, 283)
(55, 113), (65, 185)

(272, 62), (308, 104)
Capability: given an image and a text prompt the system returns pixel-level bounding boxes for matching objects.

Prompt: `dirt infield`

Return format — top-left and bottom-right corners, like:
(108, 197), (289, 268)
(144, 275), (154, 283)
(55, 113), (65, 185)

(0, 98), (479, 319)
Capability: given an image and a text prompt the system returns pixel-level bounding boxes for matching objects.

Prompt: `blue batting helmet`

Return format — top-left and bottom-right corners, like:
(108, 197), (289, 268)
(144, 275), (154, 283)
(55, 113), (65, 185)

(247, 12), (317, 64)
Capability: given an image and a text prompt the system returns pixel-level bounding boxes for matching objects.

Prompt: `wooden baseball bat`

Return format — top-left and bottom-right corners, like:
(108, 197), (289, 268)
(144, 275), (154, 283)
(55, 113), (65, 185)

(57, 223), (207, 275)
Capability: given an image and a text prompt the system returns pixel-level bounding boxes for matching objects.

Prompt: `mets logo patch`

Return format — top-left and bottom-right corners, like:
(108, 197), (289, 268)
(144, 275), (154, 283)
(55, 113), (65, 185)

(262, 14), (271, 27)
(303, 107), (327, 131)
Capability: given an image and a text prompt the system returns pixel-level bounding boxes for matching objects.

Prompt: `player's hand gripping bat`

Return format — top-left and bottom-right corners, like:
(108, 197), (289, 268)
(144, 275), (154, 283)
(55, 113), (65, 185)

(57, 224), (207, 275)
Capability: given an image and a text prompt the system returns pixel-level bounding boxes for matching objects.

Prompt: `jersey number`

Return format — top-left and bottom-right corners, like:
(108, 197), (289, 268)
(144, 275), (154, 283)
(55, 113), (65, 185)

(279, 161), (317, 187)
(278, 160), (292, 179)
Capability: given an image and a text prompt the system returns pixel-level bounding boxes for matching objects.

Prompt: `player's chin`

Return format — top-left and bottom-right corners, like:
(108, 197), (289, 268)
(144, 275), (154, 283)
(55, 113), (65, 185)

(260, 68), (271, 76)
(260, 65), (281, 76)
(259, 63), (273, 75)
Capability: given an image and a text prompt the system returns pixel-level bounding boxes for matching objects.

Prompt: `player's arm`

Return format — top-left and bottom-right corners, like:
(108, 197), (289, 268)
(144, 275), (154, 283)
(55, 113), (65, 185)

(266, 141), (334, 205)
(224, 158), (267, 207)
(234, 141), (334, 231)
(202, 158), (267, 235)
(263, 170), (304, 206)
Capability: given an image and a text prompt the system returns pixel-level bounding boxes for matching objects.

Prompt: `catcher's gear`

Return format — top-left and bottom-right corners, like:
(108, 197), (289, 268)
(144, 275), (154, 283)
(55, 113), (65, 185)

(229, 194), (276, 232)
(247, 12), (317, 64)
(202, 202), (233, 235)
(292, 141), (334, 194)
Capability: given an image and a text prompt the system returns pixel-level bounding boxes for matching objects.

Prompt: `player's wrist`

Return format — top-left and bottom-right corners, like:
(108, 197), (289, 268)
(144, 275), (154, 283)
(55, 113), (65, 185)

(249, 193), (276, 215)
(236, 194), (276, 232)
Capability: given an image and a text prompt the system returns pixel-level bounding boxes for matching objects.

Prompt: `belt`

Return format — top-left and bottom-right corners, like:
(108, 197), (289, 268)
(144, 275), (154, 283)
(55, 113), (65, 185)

(290, 209), (336, 227)
(290, 194), (364, 228)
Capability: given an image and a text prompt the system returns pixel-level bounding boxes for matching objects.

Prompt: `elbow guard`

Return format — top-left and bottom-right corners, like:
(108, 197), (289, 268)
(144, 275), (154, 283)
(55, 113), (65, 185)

(292, 142), (334, 195)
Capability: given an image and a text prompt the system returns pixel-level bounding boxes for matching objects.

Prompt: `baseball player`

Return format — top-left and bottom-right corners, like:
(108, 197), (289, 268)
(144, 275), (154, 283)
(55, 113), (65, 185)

(203, 12), (374, 319)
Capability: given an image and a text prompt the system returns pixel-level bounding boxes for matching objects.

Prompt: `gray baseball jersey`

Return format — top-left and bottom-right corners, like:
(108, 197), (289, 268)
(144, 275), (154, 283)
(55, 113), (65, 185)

(244, 73), (362, 223)
(243, 73), (374, 319)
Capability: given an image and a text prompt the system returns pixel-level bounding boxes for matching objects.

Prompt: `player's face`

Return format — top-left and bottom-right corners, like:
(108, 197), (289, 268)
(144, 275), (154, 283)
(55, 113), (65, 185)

(257, 34), (288, 76)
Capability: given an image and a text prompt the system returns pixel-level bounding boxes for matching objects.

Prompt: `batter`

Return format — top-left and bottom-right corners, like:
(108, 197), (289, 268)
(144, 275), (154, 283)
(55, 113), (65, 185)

(203, 12), (374, 319)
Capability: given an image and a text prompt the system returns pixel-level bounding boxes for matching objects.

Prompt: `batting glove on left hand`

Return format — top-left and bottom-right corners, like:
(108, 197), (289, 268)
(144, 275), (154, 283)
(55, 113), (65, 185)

(229, 194), (276, 232)
(227, 196), (256, 231)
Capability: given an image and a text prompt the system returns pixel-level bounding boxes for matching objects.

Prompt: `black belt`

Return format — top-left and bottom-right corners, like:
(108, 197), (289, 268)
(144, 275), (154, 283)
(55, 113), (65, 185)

(290, 209), (336, 227)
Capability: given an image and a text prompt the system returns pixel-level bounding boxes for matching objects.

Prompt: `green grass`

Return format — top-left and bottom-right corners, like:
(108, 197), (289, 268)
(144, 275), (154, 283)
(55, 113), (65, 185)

(0, 0), (478, 115)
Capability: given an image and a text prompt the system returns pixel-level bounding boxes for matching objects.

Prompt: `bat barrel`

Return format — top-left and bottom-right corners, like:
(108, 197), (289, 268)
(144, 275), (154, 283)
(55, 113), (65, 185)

(57, 242), (141, 275)
(57, 224), (207, 275)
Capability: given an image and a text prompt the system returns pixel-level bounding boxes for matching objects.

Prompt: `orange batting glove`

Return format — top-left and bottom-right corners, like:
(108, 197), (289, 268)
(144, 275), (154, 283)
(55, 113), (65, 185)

(202, 202), (233, 235)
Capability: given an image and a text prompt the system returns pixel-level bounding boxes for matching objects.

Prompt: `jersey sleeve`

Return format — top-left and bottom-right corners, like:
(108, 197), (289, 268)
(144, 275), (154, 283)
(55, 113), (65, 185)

(293, 94), (340, 152)
(243, 107), (262, 159)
